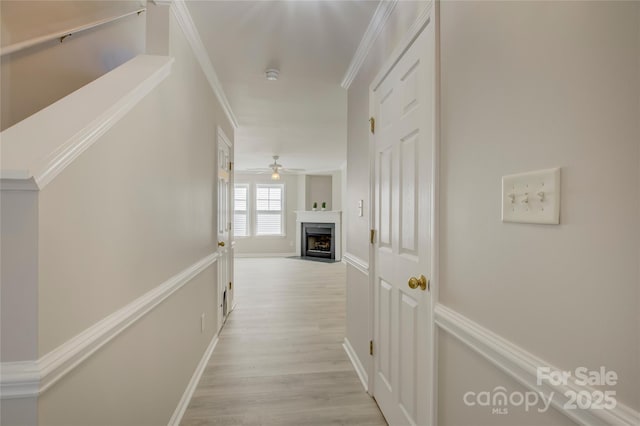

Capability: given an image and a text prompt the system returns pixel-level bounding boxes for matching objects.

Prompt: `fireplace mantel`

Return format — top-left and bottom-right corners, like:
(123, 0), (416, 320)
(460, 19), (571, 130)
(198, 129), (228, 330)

(295, 210), (342, 261)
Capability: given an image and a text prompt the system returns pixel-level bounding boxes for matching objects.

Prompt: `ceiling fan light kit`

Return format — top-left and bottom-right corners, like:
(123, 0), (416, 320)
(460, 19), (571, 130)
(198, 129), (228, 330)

(270, 155), (282, 180)
(265, 68), (279, 81)
(245, 155), (304, 178)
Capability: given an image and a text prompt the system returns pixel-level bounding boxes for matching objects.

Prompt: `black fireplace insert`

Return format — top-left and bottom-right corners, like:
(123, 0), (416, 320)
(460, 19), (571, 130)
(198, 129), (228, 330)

(302, 222), (335, 260)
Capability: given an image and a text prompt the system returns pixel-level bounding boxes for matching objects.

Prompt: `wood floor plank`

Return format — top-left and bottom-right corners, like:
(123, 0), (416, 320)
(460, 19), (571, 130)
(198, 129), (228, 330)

(181, 258), (386, 426)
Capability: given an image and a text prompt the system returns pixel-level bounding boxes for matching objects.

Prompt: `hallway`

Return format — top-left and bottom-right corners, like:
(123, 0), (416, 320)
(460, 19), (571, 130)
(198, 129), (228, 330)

(181, 258), (386, 425)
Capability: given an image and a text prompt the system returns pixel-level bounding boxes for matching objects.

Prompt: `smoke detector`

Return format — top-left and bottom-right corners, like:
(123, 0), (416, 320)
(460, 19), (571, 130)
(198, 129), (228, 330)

(265, 68), (279, 81)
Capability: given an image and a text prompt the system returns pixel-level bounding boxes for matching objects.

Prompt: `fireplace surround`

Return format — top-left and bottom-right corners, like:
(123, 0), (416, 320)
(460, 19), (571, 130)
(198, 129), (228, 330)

(294, 210), (342, 261)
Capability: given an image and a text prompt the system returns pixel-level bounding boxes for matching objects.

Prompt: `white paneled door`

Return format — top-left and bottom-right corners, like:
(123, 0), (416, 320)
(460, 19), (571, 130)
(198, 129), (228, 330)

(218, 129), (233, 330)
(372, 15), (434, 426)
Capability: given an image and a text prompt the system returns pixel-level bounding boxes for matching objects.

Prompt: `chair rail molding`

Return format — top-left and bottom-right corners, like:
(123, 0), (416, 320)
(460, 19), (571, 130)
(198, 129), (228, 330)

(0, 55), (174, 190)
(343, 252), (369, 275)
(340, 0), (398, 89)
(169, 0), (238, 129)
(434, 304), (640, 426)
(0, 252), (219, 399)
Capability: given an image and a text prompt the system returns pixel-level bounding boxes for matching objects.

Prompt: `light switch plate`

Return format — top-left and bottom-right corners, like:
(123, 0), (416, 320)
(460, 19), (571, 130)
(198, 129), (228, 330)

(502, 168), (560, 224)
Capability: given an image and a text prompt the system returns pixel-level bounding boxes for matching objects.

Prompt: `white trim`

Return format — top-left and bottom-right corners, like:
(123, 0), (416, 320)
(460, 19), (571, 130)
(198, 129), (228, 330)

(234, 252), (295, 258)
(368, 4), (437, 423)
(0, 252), (219, 399)
(170, 1), (238, 129)
(0, 362), (40, 399)
(434, 304), (640, 426)
(343, 338), (368, 392)
(0, 55), (174, 190)
(343, 252), (369, 275)
(367, 54), (377, 402)
(217, 126), (232, 149)
(340, 0), (398, 90)
(168, 334), (219, 426)
(370, 2), (433, 92)
(428, 3), (441, 424)
(0, 178), (39, 191)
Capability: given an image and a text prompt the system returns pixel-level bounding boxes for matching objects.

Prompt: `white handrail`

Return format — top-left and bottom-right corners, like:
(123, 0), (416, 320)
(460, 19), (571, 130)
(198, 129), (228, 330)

(0, 7), (146, 57)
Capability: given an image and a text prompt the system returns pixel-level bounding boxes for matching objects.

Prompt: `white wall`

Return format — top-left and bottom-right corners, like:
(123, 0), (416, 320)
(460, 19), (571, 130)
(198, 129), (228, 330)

(233, 172), (298, 256)
(333, 167), (347, 253)
(345, 0), (429, 387)
(0, 1), (145, 130)
(331, 169), (342, 211)
(438, 1), (639, 418)
(1, 3), (234, 425)
(346, 1), (640, 424)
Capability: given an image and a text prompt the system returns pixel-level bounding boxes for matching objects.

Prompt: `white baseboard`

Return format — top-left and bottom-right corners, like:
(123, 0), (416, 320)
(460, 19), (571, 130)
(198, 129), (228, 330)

(168, 334), (219, 426)
(434, 304), (640, 426)
(234, 252), (296, 258)
(343, 338), (368, 392)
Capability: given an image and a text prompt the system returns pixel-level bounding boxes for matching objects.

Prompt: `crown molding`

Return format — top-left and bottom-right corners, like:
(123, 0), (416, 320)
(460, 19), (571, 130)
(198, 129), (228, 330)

(170, 1), (239, 129)
(340, 0), (398, 90)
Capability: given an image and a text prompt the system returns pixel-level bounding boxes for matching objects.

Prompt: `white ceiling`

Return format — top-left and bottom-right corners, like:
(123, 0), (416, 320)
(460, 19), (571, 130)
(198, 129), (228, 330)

(187, 1), (379, 172)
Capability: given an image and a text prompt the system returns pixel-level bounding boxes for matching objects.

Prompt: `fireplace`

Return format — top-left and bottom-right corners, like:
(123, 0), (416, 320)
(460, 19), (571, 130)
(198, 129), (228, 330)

(302, 222), (335, 260)
(295, 210), (342, 261)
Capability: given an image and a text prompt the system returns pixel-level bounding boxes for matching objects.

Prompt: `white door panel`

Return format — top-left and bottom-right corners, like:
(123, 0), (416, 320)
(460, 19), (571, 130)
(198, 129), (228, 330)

(372, 15), (434, 426)
(217, 131), (232, 330)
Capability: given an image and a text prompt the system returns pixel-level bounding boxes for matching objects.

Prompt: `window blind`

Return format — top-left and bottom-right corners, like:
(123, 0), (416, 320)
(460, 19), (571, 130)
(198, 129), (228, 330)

(234, 184), (249, 237)
(255, 184), (283, 235)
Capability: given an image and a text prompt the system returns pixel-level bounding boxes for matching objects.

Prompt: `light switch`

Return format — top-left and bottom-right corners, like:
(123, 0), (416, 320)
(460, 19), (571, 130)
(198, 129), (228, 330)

(358, 200), (364, 217)
(502, 168), (560, 225)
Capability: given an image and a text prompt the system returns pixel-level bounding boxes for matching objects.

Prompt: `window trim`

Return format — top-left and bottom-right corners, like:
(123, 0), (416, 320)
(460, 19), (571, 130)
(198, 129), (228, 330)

(254, 183), (286, 237)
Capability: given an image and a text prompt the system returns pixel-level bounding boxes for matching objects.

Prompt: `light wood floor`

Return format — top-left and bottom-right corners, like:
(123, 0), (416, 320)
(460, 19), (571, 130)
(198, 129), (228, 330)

(181, 257), (387, 426)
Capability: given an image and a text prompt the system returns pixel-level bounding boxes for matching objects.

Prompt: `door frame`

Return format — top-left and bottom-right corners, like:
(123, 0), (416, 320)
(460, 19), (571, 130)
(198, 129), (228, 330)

(216, 125), (234, 326)
(367, 2), (440, 425)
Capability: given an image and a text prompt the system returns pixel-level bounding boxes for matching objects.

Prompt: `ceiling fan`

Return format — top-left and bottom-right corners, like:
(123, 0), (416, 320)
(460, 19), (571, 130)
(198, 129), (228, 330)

(246, 156), (304, 180)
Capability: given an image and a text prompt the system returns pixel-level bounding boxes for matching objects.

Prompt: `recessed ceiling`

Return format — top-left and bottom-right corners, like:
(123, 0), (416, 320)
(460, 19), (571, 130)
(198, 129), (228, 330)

(187, 1), (379, 172)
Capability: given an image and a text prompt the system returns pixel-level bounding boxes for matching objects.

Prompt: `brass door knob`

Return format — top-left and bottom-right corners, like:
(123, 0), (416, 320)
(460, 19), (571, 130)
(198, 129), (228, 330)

(218, 241), (225, 247)
(408, 275), (428, 291)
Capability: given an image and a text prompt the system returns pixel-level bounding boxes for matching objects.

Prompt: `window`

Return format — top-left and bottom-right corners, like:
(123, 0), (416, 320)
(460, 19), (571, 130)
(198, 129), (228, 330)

(234, 184), (249, 237)
(255, 184), (284, 236)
